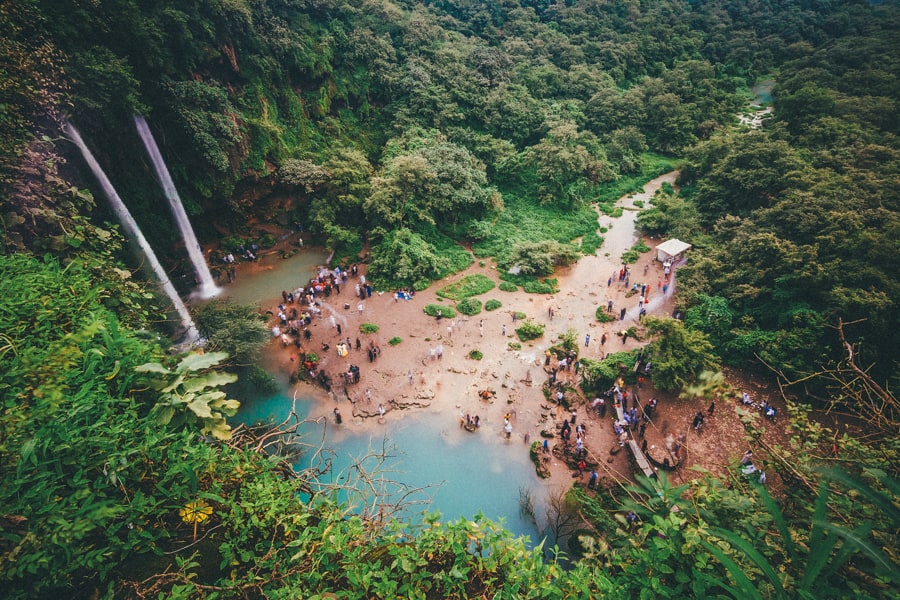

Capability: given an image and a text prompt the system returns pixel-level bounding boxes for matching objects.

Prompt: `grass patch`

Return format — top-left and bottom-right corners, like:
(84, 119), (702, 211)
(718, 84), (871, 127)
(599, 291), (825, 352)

(437, 273), (495, 300)
(507, 341), (522, 351)
(580, 229), (604, 256)
(484, 299), (502, 311)
(457, 298), (482, 316)
(468, 349), (484, 360)
(515, 320), (545, 341)
(514, 311), (527, 320)
(423, 304), (456, 319)
(388, 336), (402, 346)
(423, 225), (474, 279)
(472, 187), (600, 266)
(499, 281), (518, 292)
(360, 323), (379, 334)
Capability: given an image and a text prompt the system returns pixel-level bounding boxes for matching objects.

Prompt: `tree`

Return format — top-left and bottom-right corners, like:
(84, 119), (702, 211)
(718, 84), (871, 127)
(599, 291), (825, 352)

(367, 227), (451, 288)
(504, 239), (580, 276)
(364, 136), (496, 229)
(643, 316), (718, 392)
(279, 158), (331, 192)
(193, 300), (270, 366)
(530, 120), (614, 207)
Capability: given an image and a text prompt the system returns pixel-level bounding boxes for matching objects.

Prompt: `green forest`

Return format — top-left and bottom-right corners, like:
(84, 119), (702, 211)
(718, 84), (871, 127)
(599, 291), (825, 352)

(1, 0), (898, 598)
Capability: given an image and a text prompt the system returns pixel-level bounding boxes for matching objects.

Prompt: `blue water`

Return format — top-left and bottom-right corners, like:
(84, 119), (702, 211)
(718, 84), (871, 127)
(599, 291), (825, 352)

(239, 393), (544, 542)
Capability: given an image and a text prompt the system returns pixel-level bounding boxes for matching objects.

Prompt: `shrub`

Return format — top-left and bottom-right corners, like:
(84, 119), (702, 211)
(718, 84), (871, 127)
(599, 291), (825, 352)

(522, 278), (559, 294)
(437, 273), (496, 300)
(514, 311), (527, 320)
(388, 336), (402, 346)
(622, 241), (651, 264)
(515, 320), (545, 341)
(621, 249), (640, 264)
(423, 304), (457, 319)
(499, 282), (518, 292)
(457, 298), (482, 316)
(360, 323), (379, 334)
(504, 240), (579, 276)
(485, 299), (502, 311)
(468, 349), (483, 360)
(507, 342), (522, 351)
(595, 307), (616, 322)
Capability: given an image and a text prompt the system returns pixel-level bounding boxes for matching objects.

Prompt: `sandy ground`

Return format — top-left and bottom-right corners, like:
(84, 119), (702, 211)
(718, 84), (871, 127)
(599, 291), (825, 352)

(234, 171), (793, 493)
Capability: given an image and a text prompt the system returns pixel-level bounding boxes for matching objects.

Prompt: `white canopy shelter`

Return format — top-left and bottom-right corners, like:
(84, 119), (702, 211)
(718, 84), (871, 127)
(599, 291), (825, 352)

(656, 238), (692, 263)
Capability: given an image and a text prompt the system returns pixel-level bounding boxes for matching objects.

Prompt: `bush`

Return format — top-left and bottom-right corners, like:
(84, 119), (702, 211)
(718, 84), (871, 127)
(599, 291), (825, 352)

(622, 241), (651, 264)
(621, 249), (640, 264)
(388, 336), (402, 345)
(522, 278), (559, 294)
(507, 342), (522, 351)
(360, 323), (379, 334)
(515, 320), (545, 341)
(468, 349), (484, 360)
(457, 298), (482, 315)
(437, 274), (495, 300)
(423, 304), (457, 319)
(485, 299), (502, 311)
(514, 311), (527, 320)
(595, 307), (616, 322)
(504, 240), (579, 276)
(499, 282), (518, 292)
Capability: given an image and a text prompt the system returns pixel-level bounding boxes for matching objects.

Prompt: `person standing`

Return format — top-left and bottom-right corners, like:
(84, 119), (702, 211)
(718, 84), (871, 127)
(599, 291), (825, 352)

(584, 334), (591, 347)
(607, 300), (614, 313)
(620, 307), (627, 320)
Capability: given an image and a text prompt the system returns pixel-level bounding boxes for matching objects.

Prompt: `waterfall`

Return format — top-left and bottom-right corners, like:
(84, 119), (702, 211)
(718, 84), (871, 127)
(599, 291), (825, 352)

(65, 122), (200, 343)
(134, 115), (220, 299)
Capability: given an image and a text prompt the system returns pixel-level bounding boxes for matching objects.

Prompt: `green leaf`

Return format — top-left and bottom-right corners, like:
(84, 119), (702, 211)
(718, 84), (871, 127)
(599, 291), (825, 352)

(181, 371), (238, 393)
(186, 398), (214, 419)
(176, 352), (228, 373)
(155, 406), (176, 426)
(135, 362), (172, 374)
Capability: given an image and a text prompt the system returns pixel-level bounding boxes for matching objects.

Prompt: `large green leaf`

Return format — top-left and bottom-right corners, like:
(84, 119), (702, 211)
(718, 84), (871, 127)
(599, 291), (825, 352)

(181, 371), (238, 393)
(134, 362), (172, 375)
(187, 398), (214, 419)
(176, 351), (229, 373)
